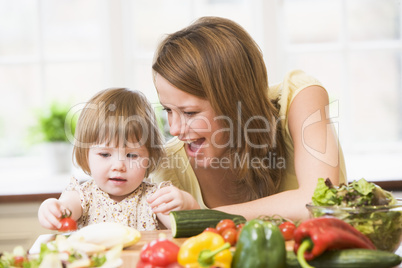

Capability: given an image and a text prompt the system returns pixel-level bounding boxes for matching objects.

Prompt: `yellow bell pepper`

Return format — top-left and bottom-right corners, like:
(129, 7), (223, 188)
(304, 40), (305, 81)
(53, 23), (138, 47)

(178, 231), (232, 268)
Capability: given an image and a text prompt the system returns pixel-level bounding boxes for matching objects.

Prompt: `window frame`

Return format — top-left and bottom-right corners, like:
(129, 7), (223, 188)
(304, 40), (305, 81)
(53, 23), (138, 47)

(270, 0), (402, 182)
(0, 0), (401, 184)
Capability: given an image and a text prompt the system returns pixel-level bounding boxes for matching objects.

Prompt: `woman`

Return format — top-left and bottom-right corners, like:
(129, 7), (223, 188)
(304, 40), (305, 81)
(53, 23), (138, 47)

(147, 16), (346, 221)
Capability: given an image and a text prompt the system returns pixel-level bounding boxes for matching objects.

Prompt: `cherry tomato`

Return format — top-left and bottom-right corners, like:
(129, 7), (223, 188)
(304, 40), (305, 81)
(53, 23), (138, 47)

(13, 256), (25, 267)
(216, 219), (236, 234)
(236, 223), (245, 241)
(221, 227), (238, 246)
(279, 221), (296, 240)
(203, 227), (220, 234)
(236, 223), (245, 231)
(59, 217), (77, 232)
(59, 210), (77, 232)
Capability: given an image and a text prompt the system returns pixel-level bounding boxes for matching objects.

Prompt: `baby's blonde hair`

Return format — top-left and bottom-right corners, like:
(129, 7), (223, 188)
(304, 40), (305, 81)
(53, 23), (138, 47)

(73, 88), (164, 177)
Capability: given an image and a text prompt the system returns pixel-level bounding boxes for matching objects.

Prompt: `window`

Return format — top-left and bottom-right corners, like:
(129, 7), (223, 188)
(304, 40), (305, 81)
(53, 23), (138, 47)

(0, 0), (262, 156)
(125, 0), (264, 103)
(1, 0), (400, 183)
(278, 0), (402, 181)
(0, 0), (264, 182)
(0, 0), (105, 157)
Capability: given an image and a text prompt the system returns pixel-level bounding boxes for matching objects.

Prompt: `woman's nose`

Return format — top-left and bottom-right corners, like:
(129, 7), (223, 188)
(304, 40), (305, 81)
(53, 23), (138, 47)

(169, 112), (185, 137)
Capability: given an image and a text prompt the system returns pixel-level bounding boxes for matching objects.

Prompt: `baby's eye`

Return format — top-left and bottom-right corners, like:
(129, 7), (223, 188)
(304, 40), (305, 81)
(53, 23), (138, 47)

(99, 153), (110, 158)
(127, 153), (139, 159)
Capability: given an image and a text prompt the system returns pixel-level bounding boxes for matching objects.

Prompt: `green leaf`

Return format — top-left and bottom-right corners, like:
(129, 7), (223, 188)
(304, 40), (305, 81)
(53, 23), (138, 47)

(92, 254), (107, 267)
(312, 178), (339, 206)
(352, 178), (375, 196)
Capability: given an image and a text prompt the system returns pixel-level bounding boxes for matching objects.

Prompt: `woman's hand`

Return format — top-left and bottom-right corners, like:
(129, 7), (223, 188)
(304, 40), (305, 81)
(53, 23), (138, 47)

(37, 198), (67, 230)
(147, 186), (200, 215)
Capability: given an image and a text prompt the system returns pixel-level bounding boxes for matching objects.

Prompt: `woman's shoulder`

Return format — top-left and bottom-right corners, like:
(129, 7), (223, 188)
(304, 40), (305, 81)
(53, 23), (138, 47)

(271, 69), (323, 95)
(149, 137), (189, 189)
(270, 69), (325, 112)
(163, 137), (185, 155)
(285, 69), (321, 83)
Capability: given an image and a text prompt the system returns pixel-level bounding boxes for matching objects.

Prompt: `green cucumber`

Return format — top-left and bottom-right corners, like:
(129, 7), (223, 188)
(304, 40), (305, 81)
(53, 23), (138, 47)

(286, 249), (402, 268)
(169, 209), (246, 238)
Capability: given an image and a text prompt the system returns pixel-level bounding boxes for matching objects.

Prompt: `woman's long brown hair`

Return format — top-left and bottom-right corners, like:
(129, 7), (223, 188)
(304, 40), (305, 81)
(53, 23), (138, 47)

(153, 16), (285, 201)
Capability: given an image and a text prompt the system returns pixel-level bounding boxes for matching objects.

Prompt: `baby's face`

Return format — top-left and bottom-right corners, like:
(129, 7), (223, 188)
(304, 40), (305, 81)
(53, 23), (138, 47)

(88, 143), (150, 202)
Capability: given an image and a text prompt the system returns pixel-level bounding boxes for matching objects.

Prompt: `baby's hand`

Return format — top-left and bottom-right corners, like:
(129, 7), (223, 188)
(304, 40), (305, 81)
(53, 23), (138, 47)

(147, 185), (200, 214)
(38, 198), (68, 230)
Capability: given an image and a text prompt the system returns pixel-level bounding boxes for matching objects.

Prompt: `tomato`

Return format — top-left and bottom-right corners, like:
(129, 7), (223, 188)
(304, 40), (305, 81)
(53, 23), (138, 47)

(203, 227), (220, 234)
(216, 219), (236, 234)
(236, 223), (245, 241)
(59, 217), (77, 232)
(279, 221), (296, 240)
(221, 227), (238, 246)
(13, 256), (25, 267)
(59, 210), (77, 232)
(236, 223), (245, 231)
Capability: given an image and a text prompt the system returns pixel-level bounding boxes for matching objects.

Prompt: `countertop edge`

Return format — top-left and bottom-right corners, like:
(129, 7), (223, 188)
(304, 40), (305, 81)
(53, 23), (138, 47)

(0, 193), (61, 203)
(0, 180), (400, 204)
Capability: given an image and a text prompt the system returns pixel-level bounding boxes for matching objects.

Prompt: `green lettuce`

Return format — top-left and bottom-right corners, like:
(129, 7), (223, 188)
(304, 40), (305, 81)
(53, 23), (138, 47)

(312, 178), (340, 206)
(352, 178), (375, 196)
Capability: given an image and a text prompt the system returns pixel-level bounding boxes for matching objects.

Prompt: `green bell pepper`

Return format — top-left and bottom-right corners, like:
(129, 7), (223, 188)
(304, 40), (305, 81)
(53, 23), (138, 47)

(232, 218), (286, 268)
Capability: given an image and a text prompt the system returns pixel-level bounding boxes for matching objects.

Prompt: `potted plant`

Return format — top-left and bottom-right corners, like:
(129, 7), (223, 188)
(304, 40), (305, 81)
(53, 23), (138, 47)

(31, 102), (77, 174)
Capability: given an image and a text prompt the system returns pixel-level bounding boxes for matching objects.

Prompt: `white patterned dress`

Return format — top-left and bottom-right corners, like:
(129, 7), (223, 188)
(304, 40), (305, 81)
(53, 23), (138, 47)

(62, 177), (159, 230)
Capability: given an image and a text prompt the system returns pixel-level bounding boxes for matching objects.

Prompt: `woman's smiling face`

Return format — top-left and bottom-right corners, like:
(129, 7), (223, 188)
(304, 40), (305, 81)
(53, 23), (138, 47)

(155, 74), (229, 168)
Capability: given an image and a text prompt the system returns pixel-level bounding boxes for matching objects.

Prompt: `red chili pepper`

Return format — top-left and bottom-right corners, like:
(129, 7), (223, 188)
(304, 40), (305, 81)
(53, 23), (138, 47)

(136, 237), (182, 268)
(293, 217), (375, 264)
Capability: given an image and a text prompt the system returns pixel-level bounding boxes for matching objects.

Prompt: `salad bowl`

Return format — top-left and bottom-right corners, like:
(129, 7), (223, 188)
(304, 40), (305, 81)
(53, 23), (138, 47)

(307, 177), (402, 253)
(306, 200), (402, 252)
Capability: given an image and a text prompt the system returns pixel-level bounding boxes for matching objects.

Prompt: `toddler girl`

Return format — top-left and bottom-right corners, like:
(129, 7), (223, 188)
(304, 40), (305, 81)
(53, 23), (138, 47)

(38, 88), (199, 231)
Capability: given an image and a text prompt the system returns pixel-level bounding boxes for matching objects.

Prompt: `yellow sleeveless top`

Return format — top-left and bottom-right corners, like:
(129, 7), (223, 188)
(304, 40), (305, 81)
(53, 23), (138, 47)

(150, 70), (347, 208)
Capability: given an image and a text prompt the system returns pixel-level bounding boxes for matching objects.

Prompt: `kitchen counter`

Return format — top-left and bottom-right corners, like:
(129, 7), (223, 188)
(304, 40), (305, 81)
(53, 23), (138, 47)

(0, 163), (88, 252)
(0, 156), (90, 203)
(120, 230), (402, 268)
(0, 172), (69, 203)
(30, 230), (402, 267)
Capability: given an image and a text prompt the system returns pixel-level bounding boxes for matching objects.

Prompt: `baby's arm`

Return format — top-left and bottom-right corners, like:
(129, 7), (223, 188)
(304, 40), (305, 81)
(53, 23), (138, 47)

(148, 186), (200, 215)
(38, 190), (82, 230)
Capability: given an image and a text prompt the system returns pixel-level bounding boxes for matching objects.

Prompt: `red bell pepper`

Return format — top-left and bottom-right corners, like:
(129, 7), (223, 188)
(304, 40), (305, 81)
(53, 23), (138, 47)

(294, 217), (375, 267)
(136, 237), (182, 268)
